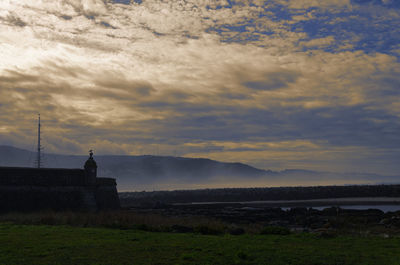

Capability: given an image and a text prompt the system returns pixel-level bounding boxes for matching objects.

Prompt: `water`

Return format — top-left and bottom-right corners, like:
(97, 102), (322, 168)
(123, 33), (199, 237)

(298, 205), (400, 213)
(176, 197), (400, 213)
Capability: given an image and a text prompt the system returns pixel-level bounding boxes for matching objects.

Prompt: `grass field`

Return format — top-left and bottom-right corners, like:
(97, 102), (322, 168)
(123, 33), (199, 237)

(0, 224), (400, 265)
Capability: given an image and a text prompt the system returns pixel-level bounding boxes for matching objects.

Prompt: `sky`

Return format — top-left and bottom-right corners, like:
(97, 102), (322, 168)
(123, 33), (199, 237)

(0, 0), (399, 175)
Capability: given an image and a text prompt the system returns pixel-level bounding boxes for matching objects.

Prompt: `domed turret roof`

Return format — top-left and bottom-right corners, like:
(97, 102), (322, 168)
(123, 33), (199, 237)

(84, 150), (97, 169)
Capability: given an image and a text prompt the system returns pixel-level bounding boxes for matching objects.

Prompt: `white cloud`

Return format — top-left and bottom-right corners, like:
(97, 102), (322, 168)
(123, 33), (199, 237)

(0, 0), (399, 175)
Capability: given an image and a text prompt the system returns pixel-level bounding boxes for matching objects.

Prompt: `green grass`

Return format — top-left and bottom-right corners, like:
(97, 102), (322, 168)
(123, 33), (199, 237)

(0, 224), (400, 265)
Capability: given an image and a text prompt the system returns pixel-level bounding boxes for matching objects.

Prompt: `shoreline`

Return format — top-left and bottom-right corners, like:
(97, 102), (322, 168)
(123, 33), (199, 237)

(172, 197), (400, 207)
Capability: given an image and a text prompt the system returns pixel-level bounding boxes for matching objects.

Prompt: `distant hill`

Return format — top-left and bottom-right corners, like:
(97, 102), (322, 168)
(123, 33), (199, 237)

(0, 145), (398, 191)
(0, 145), (269, 190)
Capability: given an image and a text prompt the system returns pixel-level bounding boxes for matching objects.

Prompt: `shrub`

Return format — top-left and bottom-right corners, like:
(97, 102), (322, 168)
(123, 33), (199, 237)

(194, 225), (223, 235)
(181, 253), (195, 261)
(237, 251), (248, 260)
(132, 223), (152, 231)
(228, 227), (245, 235)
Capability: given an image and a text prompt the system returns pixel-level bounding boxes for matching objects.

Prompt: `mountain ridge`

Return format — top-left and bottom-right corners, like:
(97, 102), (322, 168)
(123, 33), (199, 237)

(0, 145), (398, 191)
(0, 145), (312, 175)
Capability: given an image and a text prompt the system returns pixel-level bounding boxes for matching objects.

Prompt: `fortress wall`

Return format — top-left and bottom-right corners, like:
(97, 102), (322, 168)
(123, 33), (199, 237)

(0, 167), (121, 212)
(0, 186), (97, 211)
(0, 167), (86, 186)
(95, 178), (120, 210)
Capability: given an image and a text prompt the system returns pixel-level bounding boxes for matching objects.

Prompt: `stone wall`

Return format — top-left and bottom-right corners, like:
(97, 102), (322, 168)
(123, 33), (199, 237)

(0, 167), (120, 212)
(0, 167), (87, 186)
(96, 178), (121, 210)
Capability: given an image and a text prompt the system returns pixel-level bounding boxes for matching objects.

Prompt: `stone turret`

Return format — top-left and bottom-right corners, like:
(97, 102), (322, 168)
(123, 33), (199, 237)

(84, 150), (97, 185)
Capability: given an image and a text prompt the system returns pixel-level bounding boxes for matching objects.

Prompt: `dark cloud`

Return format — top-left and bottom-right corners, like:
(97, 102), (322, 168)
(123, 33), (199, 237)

(217, 87), (253, 100)
(60, 15), (73, 20)
(127, 92), (400, 152)
(241, 70), (300, 91)
(0, 70), (40, 83)
(363, 70), (400, 97)
(100, 21), (117, 29)
(113, 0), (132, 5)
(3, 14), (27, 27)
(351, 0), (400, 8)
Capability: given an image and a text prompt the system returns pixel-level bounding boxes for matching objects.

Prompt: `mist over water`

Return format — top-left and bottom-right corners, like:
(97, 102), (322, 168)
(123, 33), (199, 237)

(116, 175), (396, 192)
(1, 146), (399, 192)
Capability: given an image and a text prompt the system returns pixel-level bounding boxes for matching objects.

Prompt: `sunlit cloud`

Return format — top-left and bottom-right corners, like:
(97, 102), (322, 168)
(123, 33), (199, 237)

(0, 0), (399, 176)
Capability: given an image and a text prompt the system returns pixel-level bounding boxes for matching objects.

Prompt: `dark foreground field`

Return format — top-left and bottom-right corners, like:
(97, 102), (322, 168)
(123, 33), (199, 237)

(1, 223), (400, 265)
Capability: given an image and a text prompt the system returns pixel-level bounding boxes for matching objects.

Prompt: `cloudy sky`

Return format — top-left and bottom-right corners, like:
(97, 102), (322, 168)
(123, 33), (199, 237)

(0, 0), (399, 175)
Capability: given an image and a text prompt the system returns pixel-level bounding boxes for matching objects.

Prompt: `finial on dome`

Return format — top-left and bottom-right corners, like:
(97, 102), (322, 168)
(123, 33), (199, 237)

(84, 149), (97, 184)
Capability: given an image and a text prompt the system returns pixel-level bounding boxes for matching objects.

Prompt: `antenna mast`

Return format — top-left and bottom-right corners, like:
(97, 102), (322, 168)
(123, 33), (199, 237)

(36, 114), (43, 168)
